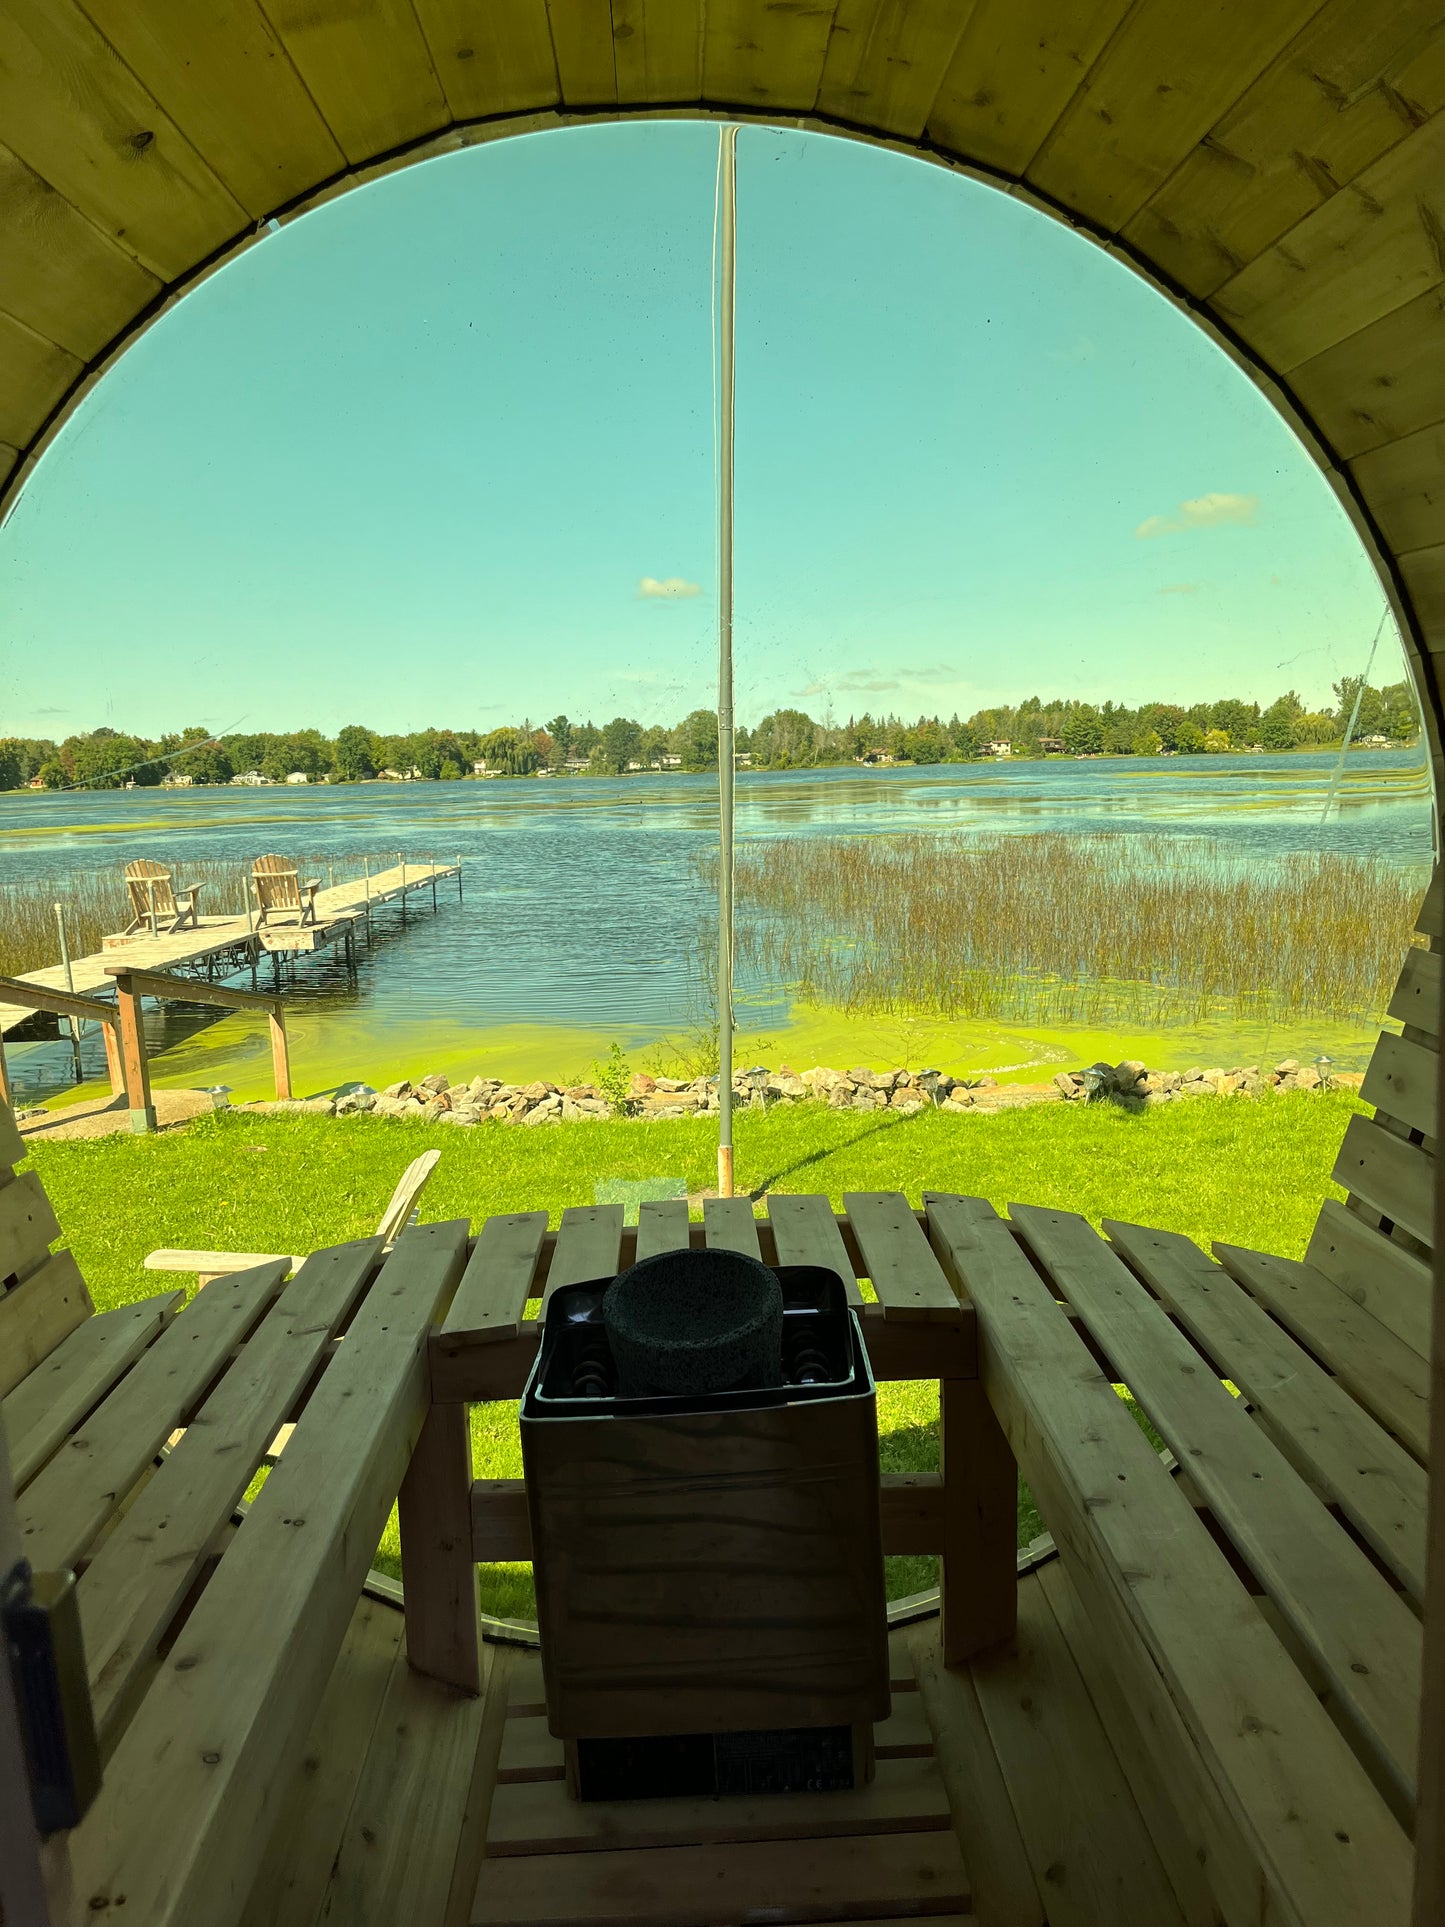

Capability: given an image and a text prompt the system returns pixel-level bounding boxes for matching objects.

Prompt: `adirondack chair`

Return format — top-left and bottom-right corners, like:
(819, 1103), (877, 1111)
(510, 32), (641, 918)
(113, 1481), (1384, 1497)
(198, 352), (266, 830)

(142, 1147), (441, 1286)
(250, 852), (321, 926)
(122, 858), (203, 935)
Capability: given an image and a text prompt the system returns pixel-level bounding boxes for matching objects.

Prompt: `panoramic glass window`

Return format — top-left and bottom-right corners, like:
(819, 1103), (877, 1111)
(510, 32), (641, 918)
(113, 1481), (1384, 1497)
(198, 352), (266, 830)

(1, 119), (1431, 1615)
(0, 123), (1428, 1118)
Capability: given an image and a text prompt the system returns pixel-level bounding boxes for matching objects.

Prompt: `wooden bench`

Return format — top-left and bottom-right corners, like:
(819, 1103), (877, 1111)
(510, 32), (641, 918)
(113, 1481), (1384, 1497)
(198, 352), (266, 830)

(927, 1192), (1416, 1927)
(0, 1100), (471, 1927)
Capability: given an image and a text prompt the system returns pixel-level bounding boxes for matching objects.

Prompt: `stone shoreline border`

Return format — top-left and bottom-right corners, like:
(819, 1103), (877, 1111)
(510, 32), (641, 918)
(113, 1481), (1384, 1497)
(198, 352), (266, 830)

(241, 1055), (1363, 1124)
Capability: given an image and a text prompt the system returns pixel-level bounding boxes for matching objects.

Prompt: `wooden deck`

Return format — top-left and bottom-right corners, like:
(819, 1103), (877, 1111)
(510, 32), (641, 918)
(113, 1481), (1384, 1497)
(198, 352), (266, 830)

(240, 1566), (1215, 1927)
(0, 861), (459, 1035)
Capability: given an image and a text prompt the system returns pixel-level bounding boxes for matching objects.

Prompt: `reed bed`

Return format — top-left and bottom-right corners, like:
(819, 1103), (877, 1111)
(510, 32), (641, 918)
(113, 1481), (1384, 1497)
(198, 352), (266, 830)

(0, 853), (389, 978)
(726, 832), (1426, 1030)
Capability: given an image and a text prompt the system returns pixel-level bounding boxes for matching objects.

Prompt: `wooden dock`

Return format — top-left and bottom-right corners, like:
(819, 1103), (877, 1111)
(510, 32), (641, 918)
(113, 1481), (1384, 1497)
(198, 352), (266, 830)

(0, 861), (459, 1037)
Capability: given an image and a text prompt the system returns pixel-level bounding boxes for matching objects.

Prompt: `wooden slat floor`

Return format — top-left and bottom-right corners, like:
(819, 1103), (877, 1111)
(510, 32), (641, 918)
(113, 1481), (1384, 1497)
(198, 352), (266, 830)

(243, 1567), (1218, 1927)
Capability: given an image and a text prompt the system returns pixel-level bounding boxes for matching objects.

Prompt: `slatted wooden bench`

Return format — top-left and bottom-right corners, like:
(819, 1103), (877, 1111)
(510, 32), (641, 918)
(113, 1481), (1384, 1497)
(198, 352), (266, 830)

(927, 1191), (1418, 1927)
(0, 1100), (473, 1927)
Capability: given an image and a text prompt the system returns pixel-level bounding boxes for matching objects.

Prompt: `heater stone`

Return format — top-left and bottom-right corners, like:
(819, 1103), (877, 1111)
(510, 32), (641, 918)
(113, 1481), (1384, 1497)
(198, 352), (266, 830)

(602, 1247), (783, 1397)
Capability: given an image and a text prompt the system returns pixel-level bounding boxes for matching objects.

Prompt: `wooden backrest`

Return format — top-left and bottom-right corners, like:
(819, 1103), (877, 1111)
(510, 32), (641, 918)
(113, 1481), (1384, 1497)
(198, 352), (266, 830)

(251, 855), (302, 911)
(124, 858), (176, 920)
(1315, 869), (1437, 1357)
(0, 1097), (94, 1398)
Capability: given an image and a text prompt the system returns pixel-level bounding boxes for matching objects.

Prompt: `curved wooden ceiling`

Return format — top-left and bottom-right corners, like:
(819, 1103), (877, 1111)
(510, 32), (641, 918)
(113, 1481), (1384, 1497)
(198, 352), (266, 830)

(2, 0), (1443, 761)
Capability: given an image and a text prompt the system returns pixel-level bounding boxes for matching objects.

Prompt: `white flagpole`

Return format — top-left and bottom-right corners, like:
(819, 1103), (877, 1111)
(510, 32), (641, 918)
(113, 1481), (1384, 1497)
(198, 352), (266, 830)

(716, 126), (738, 1200)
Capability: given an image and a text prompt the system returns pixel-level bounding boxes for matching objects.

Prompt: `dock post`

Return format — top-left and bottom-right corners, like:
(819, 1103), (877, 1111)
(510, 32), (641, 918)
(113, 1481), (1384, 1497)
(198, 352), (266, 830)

(268, 1006), (291, 1100)
(112, 972), (155, 1133)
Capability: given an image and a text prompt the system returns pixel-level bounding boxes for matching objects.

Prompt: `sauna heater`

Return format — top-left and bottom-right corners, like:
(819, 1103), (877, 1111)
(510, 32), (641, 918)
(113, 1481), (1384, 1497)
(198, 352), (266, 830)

(520, 1253), (890, 1802)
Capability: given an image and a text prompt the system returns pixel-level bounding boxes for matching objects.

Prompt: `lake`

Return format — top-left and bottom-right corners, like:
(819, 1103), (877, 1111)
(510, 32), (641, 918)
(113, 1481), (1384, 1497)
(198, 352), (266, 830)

(0, 751), (1433, 1106)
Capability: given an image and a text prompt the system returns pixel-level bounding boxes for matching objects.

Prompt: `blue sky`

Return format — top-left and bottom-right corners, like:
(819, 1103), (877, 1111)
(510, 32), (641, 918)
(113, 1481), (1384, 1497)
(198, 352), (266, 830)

(0, 120), (1403, 740)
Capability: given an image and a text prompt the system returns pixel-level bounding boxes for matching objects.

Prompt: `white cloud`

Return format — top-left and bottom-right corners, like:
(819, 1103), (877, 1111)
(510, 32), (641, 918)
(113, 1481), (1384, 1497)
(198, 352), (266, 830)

(1135, 492), (1259, 539)
(797, 662), (963, 698)
(638, 575), (702, 600)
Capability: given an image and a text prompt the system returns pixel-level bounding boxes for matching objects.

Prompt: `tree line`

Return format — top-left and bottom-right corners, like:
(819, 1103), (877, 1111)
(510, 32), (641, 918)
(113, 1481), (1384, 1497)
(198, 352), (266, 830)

(0, 679), (1418, 790)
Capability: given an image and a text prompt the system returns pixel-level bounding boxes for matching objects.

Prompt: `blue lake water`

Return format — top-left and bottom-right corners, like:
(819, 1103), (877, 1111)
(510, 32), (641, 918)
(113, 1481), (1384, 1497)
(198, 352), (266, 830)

(0, 751), (1433, 1103)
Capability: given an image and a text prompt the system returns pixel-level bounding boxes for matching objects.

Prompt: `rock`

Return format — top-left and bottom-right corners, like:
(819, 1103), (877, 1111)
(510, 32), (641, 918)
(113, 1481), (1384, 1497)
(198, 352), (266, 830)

(767, 1072), (806, 1099)
(1274, 1058), (1299, 1076)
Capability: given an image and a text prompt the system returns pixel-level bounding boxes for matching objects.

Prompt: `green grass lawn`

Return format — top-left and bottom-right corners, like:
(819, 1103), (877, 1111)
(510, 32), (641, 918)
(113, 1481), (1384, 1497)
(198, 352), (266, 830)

(27, 1090), (1362, 1618)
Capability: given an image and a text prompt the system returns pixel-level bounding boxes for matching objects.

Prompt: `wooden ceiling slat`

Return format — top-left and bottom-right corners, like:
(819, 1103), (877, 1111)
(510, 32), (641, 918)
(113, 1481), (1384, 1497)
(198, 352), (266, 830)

(1351, 423), (1445, 558)
(1212, 110), (1445, 372)
(545, 0), (618, 106)
(1289, 285), (1445, 460)
(0, 0), (248, 281)
(703, 0), (840, 113)
(1124, 3), (1445, 299)
(926, 0), (1129, 177)
(0, 309), (84, 448)
(77, 0), (346, 220)
(0, 143), (160, 361)
(1026, 0), (1324, 235)
(262, 0), (450, 165)
(414, 0), (561, 120)
(815, 0), (974, 142)
(608, 0), (704, 104)
(1401, 543), (1445, 642)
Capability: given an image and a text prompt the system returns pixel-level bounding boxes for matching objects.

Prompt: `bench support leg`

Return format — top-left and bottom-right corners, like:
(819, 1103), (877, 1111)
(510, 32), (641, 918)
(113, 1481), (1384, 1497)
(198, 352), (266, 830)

(939, 1376), (1017, 1666)
(399, 1400), (480, 1694)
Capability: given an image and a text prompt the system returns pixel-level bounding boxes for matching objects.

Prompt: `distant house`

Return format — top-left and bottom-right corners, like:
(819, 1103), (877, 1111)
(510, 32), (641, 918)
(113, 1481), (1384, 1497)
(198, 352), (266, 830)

(285, 771), (309, 784)
(981, 740), (1012, 757)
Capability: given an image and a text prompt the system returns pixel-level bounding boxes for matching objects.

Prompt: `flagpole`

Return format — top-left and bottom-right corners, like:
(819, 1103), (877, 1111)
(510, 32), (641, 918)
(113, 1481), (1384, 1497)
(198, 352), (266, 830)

(716, 125), (738, 1200)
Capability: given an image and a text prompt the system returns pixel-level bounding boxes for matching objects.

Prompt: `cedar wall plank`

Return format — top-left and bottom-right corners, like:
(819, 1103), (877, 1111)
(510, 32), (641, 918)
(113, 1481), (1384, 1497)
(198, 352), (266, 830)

(1213, 108), (1445, 371)
(0, 309), (82, 449)
(1027, 0), (1324, 234)
(927, 0), (1132, 177)
(78, 0), (345, 218)
(547, 0), (619, 106)
(1289, 282), (1445, 461)
(0, 142), (160, 359)
(263, 0), (449, 164)
(1351, 420), (1445, 556)
(1123, 2), (1445, 298)
(0, 0), (247, 278)
(703, 0), (838, 111)
(414, 0), (560, 119)
(816, 0), (972, 142)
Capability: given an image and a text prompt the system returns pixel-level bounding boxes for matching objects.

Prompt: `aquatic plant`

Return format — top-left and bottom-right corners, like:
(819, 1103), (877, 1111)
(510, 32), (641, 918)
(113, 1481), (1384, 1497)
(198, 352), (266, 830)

(722, 832), (1425, 1032)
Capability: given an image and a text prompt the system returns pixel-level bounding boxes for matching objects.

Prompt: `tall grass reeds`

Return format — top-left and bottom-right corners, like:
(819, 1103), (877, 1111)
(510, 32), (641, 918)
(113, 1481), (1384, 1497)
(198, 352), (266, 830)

(725, 832), (1426, 1031)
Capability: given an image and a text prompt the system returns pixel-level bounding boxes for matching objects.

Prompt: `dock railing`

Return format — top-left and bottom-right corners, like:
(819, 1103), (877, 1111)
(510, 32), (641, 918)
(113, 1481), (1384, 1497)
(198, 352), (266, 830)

(0, 975), (125, 1113)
